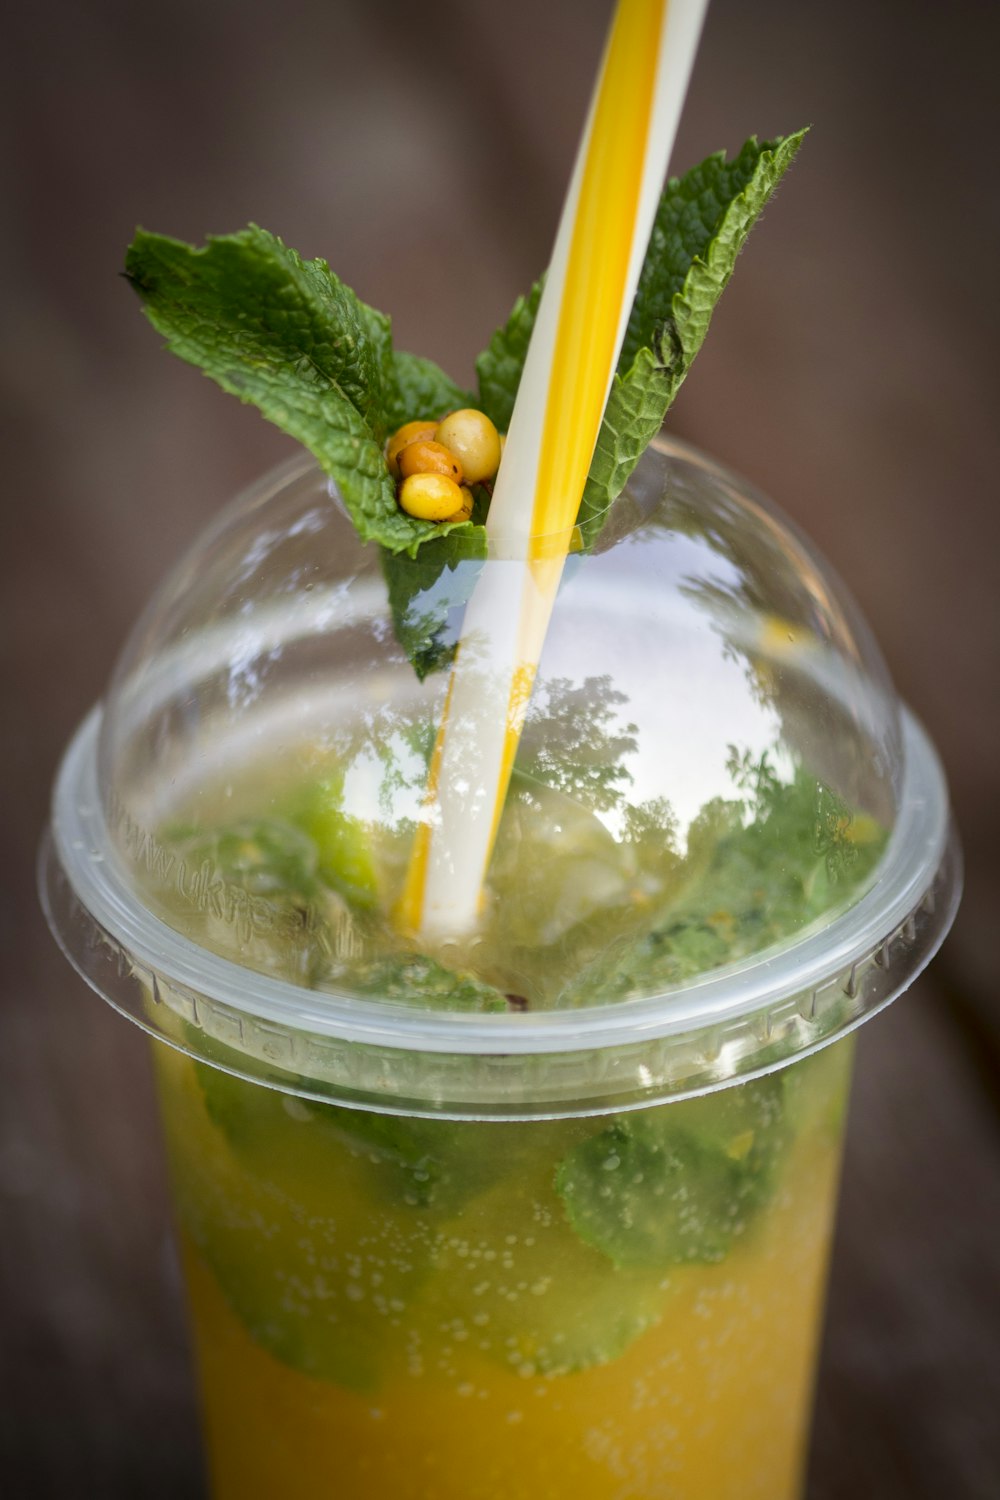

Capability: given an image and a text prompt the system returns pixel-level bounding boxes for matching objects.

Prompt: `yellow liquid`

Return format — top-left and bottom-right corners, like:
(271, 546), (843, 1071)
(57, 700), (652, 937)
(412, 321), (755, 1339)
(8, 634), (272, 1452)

(155, 1040), (851, 1500)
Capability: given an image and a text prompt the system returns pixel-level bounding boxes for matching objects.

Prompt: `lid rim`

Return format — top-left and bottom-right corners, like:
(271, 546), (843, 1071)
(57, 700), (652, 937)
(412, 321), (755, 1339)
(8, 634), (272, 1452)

(47, 700), (954, 1058)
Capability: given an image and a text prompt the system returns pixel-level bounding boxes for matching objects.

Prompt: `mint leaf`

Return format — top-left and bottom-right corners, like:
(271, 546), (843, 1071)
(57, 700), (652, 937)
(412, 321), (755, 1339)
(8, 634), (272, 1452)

(124, 226), (468, 557)
(582, 132), (805, 538)
(620, 132), (805, 368)
(325, 949), (509, 1013)
(282, 776), (380, 910)
(576, 346), (673, 546)
(386, 349), (472, 432)
(475, 278), (543, 431)
(381, 529), (487, 679)
(172, 1057), (430, 1390)
(166, 817), (322, 904)
(160, 807), (509, 1011)
(127, 135), (804, 661)
(125, 224), (393, 440)
(193, 1057), (449, 1208)
(475, 134), (805, 546)
(556, 1076), (787, 1268)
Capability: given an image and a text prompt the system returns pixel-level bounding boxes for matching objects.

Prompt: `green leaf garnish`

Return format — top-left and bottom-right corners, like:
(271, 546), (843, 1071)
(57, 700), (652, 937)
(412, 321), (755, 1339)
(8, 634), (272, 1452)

(380, 530), (487, 680)
(621, 133), (805, 369)
(478, 132), (806, 547)
(126, 133), (805, 657)
(124, 225), (472, 557)
(576, 346), (675, 547)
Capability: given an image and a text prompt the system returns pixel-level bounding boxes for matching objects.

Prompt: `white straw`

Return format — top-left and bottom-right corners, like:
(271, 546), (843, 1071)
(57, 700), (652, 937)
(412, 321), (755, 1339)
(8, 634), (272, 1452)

(407, 0), (708, 942)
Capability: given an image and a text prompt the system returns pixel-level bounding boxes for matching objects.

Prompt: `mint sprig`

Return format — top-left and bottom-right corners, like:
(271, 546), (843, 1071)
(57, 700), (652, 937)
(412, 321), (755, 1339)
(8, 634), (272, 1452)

(126, 133), (805, 659)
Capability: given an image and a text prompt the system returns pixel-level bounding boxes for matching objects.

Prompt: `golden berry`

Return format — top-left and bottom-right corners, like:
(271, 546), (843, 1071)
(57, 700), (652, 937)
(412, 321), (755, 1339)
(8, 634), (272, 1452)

(386, 420), (437, 478)
(398, 440), (464, 484)
(434, 409), (501, 485)
(444, 485), (475, 523)
(399, 472), (465, 521)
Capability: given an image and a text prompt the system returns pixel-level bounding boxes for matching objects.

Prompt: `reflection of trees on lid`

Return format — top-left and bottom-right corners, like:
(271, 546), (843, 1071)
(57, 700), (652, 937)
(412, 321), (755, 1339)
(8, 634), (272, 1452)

(555, 749), (886, 1009)
(519, 674), (638, 813)
(658, 485), (895, 824)
(664, 484), (828, 686)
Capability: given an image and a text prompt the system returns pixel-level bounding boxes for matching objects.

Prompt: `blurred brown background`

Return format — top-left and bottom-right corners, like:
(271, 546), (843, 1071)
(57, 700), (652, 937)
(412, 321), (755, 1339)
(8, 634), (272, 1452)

(2, 0), (998, 1495)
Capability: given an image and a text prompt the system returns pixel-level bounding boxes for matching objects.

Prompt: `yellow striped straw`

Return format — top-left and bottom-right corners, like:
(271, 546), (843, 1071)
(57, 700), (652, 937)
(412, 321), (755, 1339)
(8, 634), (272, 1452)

(400, 0), (708, 941)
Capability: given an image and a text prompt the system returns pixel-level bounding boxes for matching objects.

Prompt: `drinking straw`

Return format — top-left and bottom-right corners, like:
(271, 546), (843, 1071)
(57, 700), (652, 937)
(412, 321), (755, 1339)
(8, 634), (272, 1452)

(400, 0), (708, 941)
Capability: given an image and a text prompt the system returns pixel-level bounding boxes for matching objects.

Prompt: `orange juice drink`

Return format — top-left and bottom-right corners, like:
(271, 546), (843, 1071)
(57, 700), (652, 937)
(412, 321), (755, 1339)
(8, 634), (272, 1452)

(154, 1036), (852, 1500)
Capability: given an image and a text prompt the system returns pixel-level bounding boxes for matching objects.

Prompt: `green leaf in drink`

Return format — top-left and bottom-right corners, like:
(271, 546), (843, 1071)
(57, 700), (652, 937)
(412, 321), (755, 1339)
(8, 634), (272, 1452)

(192, 1057), (456, 1208)
(556, 1074), (787, 1268)
(557, 762), (886, 1008)
(169, 1059), (428, 1391)
(425, 1146), (672, 1376)
(324, 950), (510, 1013)
(283, 771), (380, 909)
(165, 817), (321, 904)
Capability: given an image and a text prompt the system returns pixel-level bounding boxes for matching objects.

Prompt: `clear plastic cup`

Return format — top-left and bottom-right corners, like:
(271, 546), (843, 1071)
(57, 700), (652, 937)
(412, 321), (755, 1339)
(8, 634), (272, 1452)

(40, 436), (960, 1499)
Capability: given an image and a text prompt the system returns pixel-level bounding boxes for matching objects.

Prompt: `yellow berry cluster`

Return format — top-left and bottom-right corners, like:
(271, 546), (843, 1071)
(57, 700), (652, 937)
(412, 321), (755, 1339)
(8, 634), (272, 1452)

(386, 408), (503, 524)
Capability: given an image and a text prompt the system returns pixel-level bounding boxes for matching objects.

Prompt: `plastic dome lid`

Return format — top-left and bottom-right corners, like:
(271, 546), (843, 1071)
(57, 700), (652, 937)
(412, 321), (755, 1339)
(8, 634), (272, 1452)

(41, 437), (960, 1116)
